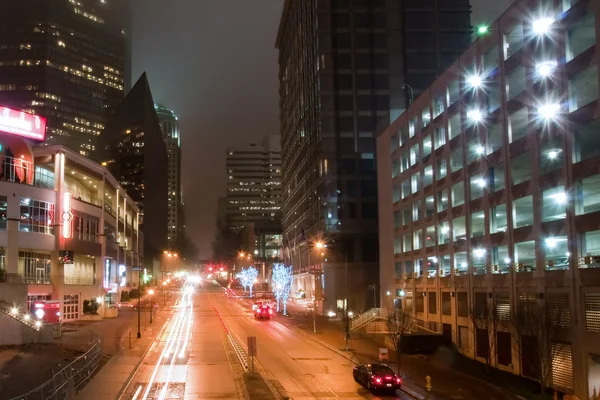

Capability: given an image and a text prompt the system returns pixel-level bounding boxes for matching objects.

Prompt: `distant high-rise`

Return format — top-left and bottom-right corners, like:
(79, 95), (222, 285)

(100, 73), (168, 263)
(155, 104), (182, 249)
(0, 0), (129, 158)
(276, 0), (471, 312)
(226, 134), (282, 231)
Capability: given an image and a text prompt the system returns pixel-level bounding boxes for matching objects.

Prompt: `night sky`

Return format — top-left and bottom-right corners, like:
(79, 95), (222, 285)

(130, 0), (514, 260)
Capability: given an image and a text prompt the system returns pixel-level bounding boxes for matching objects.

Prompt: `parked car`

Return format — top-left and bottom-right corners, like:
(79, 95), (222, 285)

(352, 363), (402, 393)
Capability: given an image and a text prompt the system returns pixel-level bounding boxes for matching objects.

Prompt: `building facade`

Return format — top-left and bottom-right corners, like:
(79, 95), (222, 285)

(100, 73), (168, 264)
(0, 106), (141, 336)
(276, 0), (471, 313)
(377, 0), (599, 396)
(226, 134), (281, 231)
(0, 0), (129, 157)
(155, 104), (182, 249)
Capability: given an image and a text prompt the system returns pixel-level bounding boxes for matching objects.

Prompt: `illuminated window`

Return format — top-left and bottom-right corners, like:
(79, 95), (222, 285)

(566, 13), (596, 62)
(19, 198), (54, 234)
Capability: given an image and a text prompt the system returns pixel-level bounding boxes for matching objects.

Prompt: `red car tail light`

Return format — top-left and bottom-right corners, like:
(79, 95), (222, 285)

(396, 377), (402, 384)
(385, 375), (392, 380)
(374, 377), (382, 384)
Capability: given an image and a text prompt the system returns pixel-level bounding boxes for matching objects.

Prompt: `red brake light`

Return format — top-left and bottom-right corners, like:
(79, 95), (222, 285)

(374, 377), (382, 384)
(385, 375), (392, 380)
(396, 377), (402, 384)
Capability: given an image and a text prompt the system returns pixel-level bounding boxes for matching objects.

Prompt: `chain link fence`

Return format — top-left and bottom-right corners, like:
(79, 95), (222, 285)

(9, 333), (104, 400)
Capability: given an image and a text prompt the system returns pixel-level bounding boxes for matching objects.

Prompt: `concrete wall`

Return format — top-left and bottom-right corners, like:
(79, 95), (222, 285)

(0, 312), (53, 345)
(0, 282), (27, 305)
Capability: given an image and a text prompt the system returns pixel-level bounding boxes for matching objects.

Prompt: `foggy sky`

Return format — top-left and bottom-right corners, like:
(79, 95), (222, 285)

(130, 0), (514, 260)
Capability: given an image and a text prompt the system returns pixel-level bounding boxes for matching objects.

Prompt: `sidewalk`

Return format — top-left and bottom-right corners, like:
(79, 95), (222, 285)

(74, 300), (175, 400)
(278, 302), (527, 400)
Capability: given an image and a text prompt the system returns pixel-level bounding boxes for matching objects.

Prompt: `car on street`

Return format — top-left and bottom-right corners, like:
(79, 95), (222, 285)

(254, 304), (273, 320)
(352, 363), (402, 393)
(117, 301), (135, 310)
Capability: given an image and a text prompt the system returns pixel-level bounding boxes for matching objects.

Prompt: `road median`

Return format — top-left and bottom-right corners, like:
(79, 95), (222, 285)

(243, 372), (278, 400)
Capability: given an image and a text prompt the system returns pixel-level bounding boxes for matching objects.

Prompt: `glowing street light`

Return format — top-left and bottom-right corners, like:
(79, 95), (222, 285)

(532, 17), (554, 35)
(466, 73), (484, 89)
(467, 108), (484, 122)
(10, 307), (18, 316)
(314, 240), (325, 249)
(477, 25), (489, 35)
(475, 145), (486, 155)
(535, 60), (558, 78)
(537, 102), (561, 122)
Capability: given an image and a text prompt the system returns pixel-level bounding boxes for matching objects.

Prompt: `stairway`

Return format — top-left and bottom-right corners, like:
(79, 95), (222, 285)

(0, 300), (42, 331)
(350, 308), (387, 331)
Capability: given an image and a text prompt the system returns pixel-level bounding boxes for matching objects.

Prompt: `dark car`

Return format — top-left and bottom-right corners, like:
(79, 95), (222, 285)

(254, 304), (273, 320)
(352, 363), (402, 392)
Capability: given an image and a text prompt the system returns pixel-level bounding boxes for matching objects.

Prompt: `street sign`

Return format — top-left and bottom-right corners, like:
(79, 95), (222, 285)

(132, 266), (142, 271)
(379, 348), (388, 362)
(248, 336), (257, 357)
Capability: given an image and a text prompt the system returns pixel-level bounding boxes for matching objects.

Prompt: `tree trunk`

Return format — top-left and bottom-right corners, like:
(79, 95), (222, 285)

(396, 349), (401, 374)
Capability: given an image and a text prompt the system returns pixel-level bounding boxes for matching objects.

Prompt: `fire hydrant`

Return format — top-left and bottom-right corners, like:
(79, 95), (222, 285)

(425, 376), (432, 392)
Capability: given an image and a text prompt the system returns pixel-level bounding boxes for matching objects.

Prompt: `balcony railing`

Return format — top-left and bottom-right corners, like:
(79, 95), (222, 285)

(23, 276), (51, 285)
(64, 276), (96, 285)
(0, 272), (24, 283)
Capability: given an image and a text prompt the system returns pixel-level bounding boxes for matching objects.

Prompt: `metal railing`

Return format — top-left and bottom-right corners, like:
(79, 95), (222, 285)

(23, 276), (52, 285)
(351, 307), (387, 331)
(10, 335), (104, 400)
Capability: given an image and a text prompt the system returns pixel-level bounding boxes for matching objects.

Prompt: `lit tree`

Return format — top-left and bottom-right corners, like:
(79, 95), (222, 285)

(245, 267), (258, 297)
(272, 263), (293, 314)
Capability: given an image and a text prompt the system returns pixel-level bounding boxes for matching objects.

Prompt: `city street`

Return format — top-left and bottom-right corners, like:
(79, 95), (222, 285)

(115, 280), (414, 399)
(211, 281), (414, 400)
(119, 282), (240, 400)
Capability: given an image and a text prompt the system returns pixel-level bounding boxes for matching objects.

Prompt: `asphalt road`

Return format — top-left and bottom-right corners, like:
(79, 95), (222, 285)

(211, 281), (414, 400)
(119, 279), (414, 399)
(120, 282), (240, 400)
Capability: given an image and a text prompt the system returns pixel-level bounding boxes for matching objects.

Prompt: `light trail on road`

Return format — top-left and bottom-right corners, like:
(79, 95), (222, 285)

(139, 287), (194, 400)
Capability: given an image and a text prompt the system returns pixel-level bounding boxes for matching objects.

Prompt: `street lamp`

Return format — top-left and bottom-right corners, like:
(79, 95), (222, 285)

(162, 281), (167, 306)
(148, 289), (155, 323)
(310, 240), (326, 334)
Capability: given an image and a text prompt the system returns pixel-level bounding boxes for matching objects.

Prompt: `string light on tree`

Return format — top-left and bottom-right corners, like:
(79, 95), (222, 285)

(271, 263), (293, 315)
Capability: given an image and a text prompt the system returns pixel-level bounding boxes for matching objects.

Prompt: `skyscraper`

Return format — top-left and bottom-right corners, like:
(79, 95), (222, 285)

(226, 134), (282, 232)
(0, 0), (129, 158)
(276, 0), (471, 312)
(100, 73), (168, 264)
(155, 104), (182, 250)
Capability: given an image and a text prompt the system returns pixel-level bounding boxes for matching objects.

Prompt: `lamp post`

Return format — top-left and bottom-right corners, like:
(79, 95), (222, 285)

(148, 289), (155, 323)
(162, 281), (167, 307)
(311, 240), (325, 334)
(137, 268), (141, 338)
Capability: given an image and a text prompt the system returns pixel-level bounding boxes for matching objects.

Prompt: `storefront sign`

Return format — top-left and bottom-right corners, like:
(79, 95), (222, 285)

(61, 192), (73, 239)
(0, 106), (46, 141)
(104, 258), (111, 290)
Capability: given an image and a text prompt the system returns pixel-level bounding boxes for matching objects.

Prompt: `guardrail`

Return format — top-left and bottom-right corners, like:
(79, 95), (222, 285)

(10, 335), (104, 400)
(213, 304), (249, 370)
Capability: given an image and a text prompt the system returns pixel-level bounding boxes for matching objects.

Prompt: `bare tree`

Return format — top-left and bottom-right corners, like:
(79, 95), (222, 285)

(469, 299), (504, 373)
(512, 303), (562, 394)
(385, 306), (413, 373)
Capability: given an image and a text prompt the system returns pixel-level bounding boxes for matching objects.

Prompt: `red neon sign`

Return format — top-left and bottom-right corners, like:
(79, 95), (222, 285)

(0, 107), (46, 142)
(61, 192), (74, 239)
